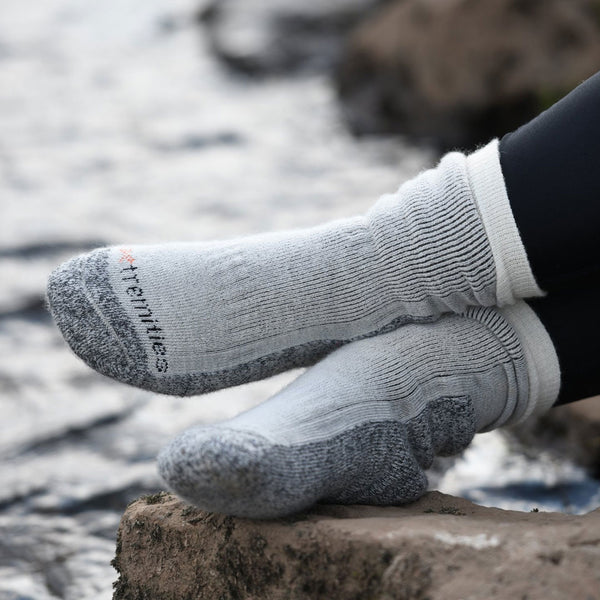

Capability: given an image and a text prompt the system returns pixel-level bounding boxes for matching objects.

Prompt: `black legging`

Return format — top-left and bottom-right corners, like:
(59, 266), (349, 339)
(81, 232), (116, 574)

(499, 70), (600, 406)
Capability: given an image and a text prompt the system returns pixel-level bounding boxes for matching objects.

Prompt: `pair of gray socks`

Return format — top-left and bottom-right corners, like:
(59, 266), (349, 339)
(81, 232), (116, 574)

(47, 140), (561, 518)
(158, 303), (560, 518)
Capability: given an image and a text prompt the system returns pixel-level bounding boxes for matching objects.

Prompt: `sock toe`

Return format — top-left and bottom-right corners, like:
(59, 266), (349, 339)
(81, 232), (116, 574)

(46, 251), (143, 387)
(158, 427), (317, 519)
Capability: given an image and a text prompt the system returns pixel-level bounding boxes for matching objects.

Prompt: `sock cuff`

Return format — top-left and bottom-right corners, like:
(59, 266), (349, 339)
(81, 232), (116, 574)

(466, 139), (544, 305)
(499, 301), (561, 424)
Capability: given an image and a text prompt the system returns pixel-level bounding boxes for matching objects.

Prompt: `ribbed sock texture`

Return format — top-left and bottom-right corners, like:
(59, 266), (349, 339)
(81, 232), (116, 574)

(158, 303), (559, 519)
(47, 141), (538, 396)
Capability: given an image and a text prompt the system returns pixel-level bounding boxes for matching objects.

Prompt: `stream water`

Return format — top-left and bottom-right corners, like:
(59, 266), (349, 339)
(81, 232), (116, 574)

(1, 1), (598, 598)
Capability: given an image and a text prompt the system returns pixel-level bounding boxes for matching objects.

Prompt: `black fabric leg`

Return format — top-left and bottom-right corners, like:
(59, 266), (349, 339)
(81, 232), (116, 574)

(528, 284), (600, 406)
(499, 70), (600, 293)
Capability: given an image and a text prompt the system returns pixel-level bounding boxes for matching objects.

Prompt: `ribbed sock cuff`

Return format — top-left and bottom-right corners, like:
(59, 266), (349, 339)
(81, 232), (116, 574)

(499, 302), (561, 425)
(466, 140), (544, 305)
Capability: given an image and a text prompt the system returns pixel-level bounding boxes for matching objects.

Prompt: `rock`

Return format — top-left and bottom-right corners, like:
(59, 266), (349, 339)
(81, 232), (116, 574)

(336, 0), (600, 150)
(198, 0), (388, 75)
(112, 491), (600, 600)
(510, 396), (600, 478)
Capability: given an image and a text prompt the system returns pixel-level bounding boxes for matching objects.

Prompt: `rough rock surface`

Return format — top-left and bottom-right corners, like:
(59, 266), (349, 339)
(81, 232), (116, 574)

(199, 0), (388, 75)
(112, 491), (600, 600)
(510, 396), (600, 478)
(336, 0), (600, 150)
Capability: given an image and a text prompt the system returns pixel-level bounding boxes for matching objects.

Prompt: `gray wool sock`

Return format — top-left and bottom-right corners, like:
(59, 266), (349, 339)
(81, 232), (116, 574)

(158, 302), (560, 519)
(47, 140), (542, 396)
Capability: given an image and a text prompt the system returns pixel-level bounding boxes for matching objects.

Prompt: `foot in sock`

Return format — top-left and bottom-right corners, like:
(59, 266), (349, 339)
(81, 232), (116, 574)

(46, 140), (542, 396)
(158, 302), (560, 518)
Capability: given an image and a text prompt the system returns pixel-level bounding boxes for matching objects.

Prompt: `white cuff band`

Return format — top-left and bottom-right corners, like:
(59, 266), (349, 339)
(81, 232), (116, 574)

(466, 140), (544, 305)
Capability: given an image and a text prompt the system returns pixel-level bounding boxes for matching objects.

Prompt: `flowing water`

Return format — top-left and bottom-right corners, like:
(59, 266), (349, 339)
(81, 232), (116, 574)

(1, 1), (598, 598)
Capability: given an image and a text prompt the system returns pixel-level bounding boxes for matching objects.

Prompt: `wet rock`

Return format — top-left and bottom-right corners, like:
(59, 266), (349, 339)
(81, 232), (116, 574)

(199, 0), (388, 75)
(0, 241), (107, 260)
(336, 0), (600, 150)
(112, 491), (600, 600)
(0, 512), (117, 600)
(510, 396), (600, 478)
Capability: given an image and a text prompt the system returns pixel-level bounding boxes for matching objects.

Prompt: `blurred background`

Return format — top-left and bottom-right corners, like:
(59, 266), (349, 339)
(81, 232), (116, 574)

(1, 0), (599, 598)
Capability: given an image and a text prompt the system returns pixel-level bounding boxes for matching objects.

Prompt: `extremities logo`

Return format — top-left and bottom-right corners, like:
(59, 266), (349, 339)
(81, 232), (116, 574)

(118, 248), (169, 373)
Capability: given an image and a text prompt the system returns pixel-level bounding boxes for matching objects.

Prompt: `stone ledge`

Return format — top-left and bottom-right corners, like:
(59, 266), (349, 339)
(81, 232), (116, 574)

(112, 491), (600, 600)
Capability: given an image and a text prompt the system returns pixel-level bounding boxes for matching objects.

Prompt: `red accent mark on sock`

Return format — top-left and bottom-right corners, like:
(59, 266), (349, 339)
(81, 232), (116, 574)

(119, 248), (136, 264)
